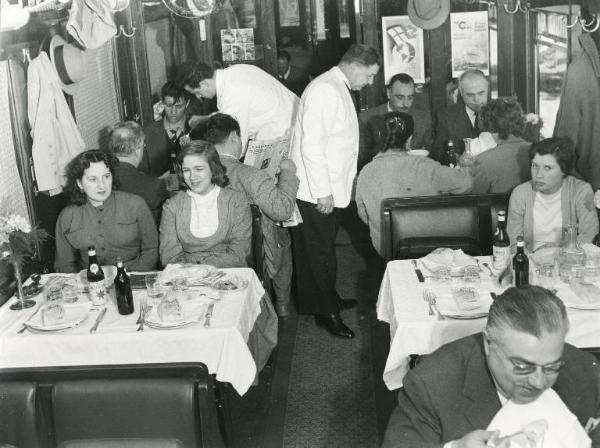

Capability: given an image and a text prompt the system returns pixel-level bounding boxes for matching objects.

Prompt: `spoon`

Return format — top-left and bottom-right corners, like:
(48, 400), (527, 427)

(481, 262), (495, 276)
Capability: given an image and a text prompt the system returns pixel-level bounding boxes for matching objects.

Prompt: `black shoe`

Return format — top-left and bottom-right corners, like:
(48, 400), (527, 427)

(315, 314), (355, 339)
(338, 299), (358, 310)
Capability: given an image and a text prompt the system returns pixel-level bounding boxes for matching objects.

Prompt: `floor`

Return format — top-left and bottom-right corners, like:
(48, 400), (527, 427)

(226, 218), (397, 447)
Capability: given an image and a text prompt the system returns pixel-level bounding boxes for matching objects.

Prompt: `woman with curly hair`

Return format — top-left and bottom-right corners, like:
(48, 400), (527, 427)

(54, 149), (159, 273)
(469, 97), (532, 193)
(159, 140), (251, 268)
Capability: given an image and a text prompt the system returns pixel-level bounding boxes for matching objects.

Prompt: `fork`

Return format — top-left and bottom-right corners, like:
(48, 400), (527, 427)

(422, 290), (435, 316)
(424, 290), (446, 320)
(137, 303), (151, 331)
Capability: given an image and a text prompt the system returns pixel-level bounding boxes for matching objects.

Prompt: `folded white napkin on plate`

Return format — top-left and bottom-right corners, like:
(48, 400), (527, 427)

(486, 389), (590, 448)
(419, 248), (478, 274)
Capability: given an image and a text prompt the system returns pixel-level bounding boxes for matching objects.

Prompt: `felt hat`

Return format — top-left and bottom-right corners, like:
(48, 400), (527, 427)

(407, 0), (450, 30)
(49, 34), (86, 95)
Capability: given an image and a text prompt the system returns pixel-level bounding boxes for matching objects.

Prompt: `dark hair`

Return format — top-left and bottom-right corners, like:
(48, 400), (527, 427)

(478, 97), (525, 140)
(64, 150), (120, 206)
(176, 140), (229, 189)
(204, 113), (240, 146)
(387, 73), (414, 89)
(487, 285), (569, 339)
(161, 81), (187, 102)
(339, 44), (381, 67)
(528, 137), (575, 175)
(379, 112), (414, 152)
(108, 121), (144, 156)
(277, 50), (291, 61)
(176, 61), (214, 90)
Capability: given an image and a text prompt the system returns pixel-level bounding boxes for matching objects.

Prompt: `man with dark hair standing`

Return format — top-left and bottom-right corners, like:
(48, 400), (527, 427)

(359, 72), (433, 171)
(177, 59), (298, 153)
(205, 113), (299, 317)
(382, 285), (600, 447)
(432, 69), (489, 161)
(290, 44), (380, 339)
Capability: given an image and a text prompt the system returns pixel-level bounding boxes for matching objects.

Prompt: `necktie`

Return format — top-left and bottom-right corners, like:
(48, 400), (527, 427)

(347, 86), (359, 115)
(473, 113), (480, 132)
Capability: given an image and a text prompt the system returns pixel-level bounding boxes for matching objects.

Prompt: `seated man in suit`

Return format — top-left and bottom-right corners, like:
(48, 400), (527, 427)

(382, 285), (600, 448)
(276, 50), (310, 97)
(109, 121), (169, 224)
(432, 69), (489, 162)
(358, 73), (432, 172)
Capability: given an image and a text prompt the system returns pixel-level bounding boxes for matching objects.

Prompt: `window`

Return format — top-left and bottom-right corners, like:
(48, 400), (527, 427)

(534, 5), (581, 138)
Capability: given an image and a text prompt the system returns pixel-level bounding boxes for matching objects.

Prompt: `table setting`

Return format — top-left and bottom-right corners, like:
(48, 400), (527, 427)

(0, 264), (268, 395)
(377, 246), (600, 391)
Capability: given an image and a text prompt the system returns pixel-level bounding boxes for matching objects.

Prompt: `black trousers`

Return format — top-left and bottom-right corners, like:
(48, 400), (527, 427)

(291, 199), (342, 315)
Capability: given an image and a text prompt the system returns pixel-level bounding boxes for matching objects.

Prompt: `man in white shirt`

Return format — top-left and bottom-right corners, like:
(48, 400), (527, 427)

(289, 44), (380, 339)
(432, 69), (489, 161)
(177, 61), (299, 152)
(382, 285), (600, 448)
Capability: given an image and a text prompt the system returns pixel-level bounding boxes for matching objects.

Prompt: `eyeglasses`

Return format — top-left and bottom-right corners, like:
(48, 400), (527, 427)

(164, 101), (187, 110)
(489, 338), (564, 376)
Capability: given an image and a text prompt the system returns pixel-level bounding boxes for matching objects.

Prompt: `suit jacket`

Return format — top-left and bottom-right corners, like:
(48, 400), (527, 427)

(140, 120), (190, 177)
(115, 161), (169, 224)
(382, 333), (600, 448)
(432, 103), (478, 162)
(358, 103), (433, 172)
(277, 66), (309, 97)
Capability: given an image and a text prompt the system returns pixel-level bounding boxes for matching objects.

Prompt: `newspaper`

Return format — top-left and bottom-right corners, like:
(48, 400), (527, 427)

(244, 134), (302, 227)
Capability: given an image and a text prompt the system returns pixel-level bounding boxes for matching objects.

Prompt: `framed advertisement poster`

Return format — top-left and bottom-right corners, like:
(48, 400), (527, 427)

(381, 16), (425, 84)
(450, 11), (490, 77)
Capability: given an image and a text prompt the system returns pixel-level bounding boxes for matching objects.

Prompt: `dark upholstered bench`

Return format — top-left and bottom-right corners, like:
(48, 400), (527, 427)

(381, 193), (510, 261)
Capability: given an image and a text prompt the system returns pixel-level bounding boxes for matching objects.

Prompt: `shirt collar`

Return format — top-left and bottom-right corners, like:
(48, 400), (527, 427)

(282, 67), (291, 79)
(332, 66), (352, 90)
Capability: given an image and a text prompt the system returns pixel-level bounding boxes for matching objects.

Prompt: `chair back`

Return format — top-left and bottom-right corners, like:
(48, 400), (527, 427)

(0, 380), (39, 448)
(381, 193), (510, 261)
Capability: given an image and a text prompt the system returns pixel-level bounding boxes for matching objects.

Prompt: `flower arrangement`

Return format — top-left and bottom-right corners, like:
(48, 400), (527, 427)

(522, 113), (544, 144)
(1, 210), (47, 269)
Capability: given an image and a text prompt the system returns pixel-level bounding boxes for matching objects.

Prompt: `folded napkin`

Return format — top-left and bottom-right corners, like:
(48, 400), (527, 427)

(486, 388), (590, 448)
(556, 282), (600, 309)
(419, 248), (478, 274)
(158, 264), (219, 285)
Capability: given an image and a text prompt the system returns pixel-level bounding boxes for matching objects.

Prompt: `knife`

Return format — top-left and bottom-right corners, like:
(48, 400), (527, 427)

(204, 303), (214, 328)
(411, 259), (425, 283)
(89, 307), (107, 333)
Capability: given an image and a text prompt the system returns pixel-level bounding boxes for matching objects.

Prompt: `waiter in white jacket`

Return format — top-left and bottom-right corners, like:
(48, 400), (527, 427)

(290, 45), (380, 339)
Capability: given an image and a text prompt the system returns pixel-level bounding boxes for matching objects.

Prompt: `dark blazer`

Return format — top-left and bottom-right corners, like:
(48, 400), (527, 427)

(115, 161), (169, 224)
(382, 333), (600, 448)
(140, 120), (191, 177)
(277, 66), (309, 97)
(358, 103), (433, 172)
(432, 103), (478, 161)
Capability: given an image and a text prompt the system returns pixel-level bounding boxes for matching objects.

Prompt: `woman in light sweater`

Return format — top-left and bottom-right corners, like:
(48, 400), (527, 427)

(507, 137), (598, 252)
(159, 141), (251, 268)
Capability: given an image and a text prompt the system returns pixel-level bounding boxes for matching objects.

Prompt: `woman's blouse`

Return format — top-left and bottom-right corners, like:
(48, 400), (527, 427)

(188, 186), (220, 238)
(54, 191), (159, 273)
(159, 188), (251, 268)
(532, 188), (563, 250)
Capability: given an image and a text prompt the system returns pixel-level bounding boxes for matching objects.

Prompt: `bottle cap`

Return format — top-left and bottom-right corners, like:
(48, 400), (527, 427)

(87, 245), (96, 255)
(116, 256), (123, 268)
(516, 236), (524, 246)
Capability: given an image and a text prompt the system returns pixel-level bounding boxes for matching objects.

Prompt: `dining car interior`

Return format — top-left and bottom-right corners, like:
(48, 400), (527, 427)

(5, 0), (600, 446)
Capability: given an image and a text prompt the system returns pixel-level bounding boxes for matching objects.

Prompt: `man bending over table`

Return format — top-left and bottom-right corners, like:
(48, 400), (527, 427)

(382, 285), (600, 447)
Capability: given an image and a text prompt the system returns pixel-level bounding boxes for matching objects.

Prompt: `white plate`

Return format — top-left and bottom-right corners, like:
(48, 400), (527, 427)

(144, 301), (206, 328)
(433, 288), (493, 319)
(78, 265), (117, 288)
(211, 275), (249, 293)
(557, 283), (600, 310)
(26, 303), (91, 331)
(158, 264), (219, 286)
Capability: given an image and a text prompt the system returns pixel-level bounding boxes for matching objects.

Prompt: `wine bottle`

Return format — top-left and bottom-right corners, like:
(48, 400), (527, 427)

(513, 236), (529, 287)
(442, 140), (457, 168)
(493, 210), (510, 270)
(87, 246), (107, 305)
(114, 257), (134, 315)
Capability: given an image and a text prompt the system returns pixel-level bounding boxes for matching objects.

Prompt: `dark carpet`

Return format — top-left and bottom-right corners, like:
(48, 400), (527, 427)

(282, 240), (379, 448)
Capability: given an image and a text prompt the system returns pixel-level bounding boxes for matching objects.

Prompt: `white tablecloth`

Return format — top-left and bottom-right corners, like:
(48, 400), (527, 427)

(0, 267), (265, 396)
(377, 258), (600, 391)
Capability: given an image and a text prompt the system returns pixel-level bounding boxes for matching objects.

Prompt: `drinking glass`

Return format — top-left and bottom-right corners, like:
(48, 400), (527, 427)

(462, 265), (481, 283)
(570, 265), (586, 285)
(432, 266), (451, 283)
(172, 276), (188, 291)
(537, 263), (556, 291)
(45, 284), (63, 304)
(61, 279), (79, 303)
(145, 274), (165, 305)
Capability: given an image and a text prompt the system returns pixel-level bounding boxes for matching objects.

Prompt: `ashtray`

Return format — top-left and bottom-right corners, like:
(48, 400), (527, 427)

(22, 283), (44, 299)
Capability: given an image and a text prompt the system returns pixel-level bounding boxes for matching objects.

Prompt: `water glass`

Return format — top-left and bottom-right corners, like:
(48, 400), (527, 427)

(145, 274), (165, 305)
(570, 265), (586, 285)
(172, 276), (188, 291)
(432, 266), (452, 283)
(462, 265), (481, 283)
(536, 263), (556, 291)
(45, 284), (63, 304)
(61, 279), (79, 303)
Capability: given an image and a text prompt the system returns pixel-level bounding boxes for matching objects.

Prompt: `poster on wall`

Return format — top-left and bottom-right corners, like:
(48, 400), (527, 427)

(278, 0), (300, 27)
(450, 11), (490, 77)
(381, 16), (425, 84)
(221, 28), (255, 61)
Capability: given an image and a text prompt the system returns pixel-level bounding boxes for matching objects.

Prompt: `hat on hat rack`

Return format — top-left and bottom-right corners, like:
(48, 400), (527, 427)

(407, 0), (451, 30)
(49, 34), (86, 95)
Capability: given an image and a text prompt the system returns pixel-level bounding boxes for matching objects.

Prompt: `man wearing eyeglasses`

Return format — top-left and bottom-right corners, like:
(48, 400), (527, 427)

(382, 285), (600, 448)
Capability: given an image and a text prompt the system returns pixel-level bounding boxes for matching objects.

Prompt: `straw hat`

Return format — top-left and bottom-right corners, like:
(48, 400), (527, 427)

(49, 34), (86, 95)
(407, 0), (450, 30)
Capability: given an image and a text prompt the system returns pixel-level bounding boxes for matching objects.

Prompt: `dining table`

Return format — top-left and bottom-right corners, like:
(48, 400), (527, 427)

(0, 266), (276, 396)
(377, 256), (600, 391)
